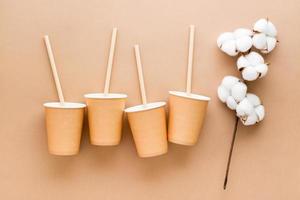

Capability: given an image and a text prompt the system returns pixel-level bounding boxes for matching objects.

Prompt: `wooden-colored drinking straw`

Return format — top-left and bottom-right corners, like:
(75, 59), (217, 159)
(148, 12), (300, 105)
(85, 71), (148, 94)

(104, 28), (118, 94)
(186, 25), (195, 95)
(44, 35), (65, 104)
(134, 45), (147, 105)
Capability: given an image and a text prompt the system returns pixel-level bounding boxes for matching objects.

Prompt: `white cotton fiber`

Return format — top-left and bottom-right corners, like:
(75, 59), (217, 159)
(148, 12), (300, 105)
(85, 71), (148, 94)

(237, 51), (268, 81)
(236, 93), (265, 126)
(253, 18), (278, 53)
(217, 76), (247, 111)
(217, 28), (253, 56)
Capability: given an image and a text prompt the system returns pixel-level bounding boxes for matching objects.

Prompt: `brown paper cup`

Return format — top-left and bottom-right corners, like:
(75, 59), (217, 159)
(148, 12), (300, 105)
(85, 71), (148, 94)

(125, 102), (168, 158)
(168, 91), (210, 146)
(84, 93), (127, 146)
(44, 102), (86, 155)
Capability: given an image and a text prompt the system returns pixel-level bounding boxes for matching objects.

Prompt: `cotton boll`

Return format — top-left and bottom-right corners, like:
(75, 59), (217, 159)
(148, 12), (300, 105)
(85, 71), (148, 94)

(218, 85), (229, 103)
(236, 93), (265, 126)
(231, 82), (247, 102)
(217, 28), (253, 56)
(236, 51), (269, 81)
(237, 52), (263, 70)
(253, 18), (278, 53)
(234, 28), (253, 53)
(226, 96), (238, 110)
(217, 76), (248, 111)
(217, 33), (238, 56)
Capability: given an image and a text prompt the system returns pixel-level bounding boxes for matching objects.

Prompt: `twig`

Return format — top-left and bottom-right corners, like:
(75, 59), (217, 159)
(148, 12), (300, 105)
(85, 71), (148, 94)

(223, 116), (239, 190)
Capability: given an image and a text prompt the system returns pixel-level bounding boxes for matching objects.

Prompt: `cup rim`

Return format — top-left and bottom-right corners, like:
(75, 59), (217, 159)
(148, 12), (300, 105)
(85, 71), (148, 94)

(84, 93), (128, 99)
(169, 91), (210, 101)
(43, 102), (86, 109)
(125, 102), (166, 113)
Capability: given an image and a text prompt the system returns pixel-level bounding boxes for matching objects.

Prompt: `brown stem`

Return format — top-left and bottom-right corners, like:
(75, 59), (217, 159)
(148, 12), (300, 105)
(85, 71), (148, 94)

(223, 116), (239, 190)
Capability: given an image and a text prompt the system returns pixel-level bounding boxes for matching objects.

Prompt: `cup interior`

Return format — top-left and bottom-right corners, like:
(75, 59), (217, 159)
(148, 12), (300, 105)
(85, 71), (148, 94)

(169, 91), (210, 101)
(43, 102), (86, 109)
(125, 102), (166, 113)
(84, 93), (127, 99)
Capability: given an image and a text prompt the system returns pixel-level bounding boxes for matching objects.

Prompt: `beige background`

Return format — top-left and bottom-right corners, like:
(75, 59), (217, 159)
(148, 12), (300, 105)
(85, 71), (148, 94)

(1, 0), (300, 199)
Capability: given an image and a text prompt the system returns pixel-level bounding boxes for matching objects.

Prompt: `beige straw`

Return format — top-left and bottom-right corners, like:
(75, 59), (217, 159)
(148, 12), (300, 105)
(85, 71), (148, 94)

(186, 25), (195, 94)
(44, 35), (65, 104)
(104, 28), (118, 94)
(134, 45), (147, 105)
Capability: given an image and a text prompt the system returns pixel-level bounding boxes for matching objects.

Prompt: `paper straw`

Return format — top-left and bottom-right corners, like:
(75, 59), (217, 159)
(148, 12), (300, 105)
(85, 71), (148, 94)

(44, 35), (65, 104)
(104, 28), (118, 94)
(186, 25), (195, 94)
(134, 45), (147, 105)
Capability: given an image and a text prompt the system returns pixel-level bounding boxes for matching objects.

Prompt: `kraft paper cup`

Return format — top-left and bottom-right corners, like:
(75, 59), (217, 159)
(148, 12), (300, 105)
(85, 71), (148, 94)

(84, 93), (127, 146)
(125, 102), (168, 158)
(168, 91), (210, 146)
(44, 102), (86, 155)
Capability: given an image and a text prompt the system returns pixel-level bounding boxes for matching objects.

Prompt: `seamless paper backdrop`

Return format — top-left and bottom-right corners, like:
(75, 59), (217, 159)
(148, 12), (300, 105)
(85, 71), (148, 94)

(1, 0), (300, 199)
